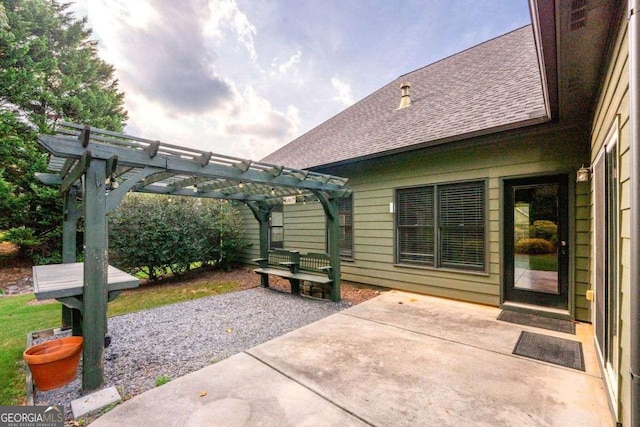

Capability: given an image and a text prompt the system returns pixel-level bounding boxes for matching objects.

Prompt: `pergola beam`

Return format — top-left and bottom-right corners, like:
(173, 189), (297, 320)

(39, 135), (345, 192)
(60, 158), (76, 176)
(265, 165), (284, 177)
(196, 179), (234, 192)
(106, 167), (165, 213)
(140, 171), (176, 186)
(168, 176), (211, 191)
(136, 183), (271, 201)
(35, 173), (64, 186)
(234, 159), (252, 172)
(60, 151), (91, 194)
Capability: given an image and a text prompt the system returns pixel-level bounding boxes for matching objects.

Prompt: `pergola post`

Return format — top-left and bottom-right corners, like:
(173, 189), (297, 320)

(82, 159), (108, 393)
(61, 187), (81, 335)
(258, 215), (270, 288)
(315, 191), (341, 302)
(246, 202), (272, 288)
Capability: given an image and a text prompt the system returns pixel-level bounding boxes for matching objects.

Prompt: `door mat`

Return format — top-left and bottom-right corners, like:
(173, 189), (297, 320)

(497, 310), (575, 334)
(512, 331), (584, 371)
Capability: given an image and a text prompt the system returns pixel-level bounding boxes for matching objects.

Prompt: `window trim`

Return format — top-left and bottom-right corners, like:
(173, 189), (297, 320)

(394, 179), (488, 273)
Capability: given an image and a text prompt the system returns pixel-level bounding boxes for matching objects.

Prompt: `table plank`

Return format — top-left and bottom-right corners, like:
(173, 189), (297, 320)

(32, 263), (139, 300)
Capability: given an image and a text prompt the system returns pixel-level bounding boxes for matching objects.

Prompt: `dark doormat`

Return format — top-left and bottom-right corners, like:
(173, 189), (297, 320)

(513, 331), (585, 371)
(497, 310), (575, 334)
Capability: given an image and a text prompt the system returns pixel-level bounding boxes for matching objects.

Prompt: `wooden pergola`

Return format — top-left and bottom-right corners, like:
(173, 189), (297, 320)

(35, 121), (350, 393)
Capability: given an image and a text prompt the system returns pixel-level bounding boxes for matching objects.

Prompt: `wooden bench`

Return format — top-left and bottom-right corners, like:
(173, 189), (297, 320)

(253, 250), (333, 296)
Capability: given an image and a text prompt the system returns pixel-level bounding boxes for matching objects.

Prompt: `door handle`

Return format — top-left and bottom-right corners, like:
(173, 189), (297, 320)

(560, 240), (568, 256)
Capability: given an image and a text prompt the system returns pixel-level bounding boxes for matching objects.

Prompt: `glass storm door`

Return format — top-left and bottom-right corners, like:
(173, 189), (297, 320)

(594, 126), (619, 399)
(504, 175), (569, 309)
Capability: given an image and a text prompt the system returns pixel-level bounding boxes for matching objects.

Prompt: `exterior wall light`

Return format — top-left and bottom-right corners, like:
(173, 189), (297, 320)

(576, 164), (592, 182)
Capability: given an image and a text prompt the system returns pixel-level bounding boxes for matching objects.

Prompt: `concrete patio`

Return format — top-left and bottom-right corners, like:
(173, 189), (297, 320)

(91, 290), (612, 426)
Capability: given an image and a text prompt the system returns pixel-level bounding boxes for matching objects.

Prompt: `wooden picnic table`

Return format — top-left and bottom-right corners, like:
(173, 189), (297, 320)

(32, 262), (139, 302)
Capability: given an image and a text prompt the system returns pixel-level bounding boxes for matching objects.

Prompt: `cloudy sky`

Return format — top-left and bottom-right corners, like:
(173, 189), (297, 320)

(70, 0), (530, 161)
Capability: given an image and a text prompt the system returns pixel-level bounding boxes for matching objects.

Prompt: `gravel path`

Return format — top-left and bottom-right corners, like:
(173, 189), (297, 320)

(33, 287), (351, 420)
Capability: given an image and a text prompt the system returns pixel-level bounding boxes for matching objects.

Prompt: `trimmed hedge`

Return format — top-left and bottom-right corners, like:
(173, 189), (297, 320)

(515, 238), (555, 254)
(529, 220), (558, 246)
(109, 194), (248, 280)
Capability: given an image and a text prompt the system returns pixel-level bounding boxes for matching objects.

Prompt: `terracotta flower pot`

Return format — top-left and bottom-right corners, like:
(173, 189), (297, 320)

(23, 336), (83, 391)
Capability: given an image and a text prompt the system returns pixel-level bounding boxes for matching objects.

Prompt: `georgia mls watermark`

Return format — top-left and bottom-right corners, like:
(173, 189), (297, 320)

(0, 406), (63, 427)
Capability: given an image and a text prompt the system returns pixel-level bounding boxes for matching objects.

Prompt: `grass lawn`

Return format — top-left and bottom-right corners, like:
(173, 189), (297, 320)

(528, 253), (558, 272)
(0, 276), (243, 406)
(0, 295), (59, 406)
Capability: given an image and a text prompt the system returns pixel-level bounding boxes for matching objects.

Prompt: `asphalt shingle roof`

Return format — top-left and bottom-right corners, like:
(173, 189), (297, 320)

(262, 25), (547, 170)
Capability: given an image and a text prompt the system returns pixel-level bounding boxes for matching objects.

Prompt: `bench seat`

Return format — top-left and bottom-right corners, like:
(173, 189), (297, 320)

(254, 267), (333, 285)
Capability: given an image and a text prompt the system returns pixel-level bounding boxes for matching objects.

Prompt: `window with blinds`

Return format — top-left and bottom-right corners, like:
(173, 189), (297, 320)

(438, 182), (485, 270)
(397, 187), (435, 265)
(396, 181), (485, 271)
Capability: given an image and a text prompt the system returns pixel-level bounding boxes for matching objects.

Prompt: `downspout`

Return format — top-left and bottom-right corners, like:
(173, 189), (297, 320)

(629, 0), (640, 426)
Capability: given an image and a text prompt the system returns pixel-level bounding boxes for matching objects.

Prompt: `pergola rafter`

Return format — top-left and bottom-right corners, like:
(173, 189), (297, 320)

(35, 121), (349, 394)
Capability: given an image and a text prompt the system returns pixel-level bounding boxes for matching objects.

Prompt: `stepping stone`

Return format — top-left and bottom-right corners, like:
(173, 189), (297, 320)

(71, 386), (121, 419)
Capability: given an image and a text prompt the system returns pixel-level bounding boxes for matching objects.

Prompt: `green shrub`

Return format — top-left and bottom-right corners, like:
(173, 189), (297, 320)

(529, 220), (558, 246)
(31, 252), (63, 266)
(0, 114), (64, 264)
(4, 227), (41, 257)
(109, 194), (248, 280)
(4, 226), (63, 264)
(515, 238), (555, 254)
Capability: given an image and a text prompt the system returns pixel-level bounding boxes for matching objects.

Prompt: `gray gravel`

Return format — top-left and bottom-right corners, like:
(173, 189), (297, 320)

(33, 288), (350, 420)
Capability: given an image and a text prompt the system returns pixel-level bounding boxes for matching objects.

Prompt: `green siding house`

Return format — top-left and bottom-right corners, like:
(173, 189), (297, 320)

(242, 0), (640, 423)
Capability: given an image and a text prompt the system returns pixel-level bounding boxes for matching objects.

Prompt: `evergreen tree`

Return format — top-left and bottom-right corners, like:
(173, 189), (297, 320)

(0, 0), (128, 261)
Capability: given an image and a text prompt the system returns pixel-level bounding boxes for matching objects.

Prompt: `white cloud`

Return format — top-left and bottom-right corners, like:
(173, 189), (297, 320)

(274, 50), (302, 75)
(204, 0), (258, 61)
(119, 81), (298, 161)
(222, 84), (300, 158)
(331, 77), (355, 107)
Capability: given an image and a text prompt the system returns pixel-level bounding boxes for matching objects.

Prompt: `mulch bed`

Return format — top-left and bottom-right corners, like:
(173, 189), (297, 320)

(0, 259), (34, 295)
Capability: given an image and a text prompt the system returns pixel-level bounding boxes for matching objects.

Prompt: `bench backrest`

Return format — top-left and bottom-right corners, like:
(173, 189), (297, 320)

(268, 249), (298, 266)
(300, 252), (330, 273)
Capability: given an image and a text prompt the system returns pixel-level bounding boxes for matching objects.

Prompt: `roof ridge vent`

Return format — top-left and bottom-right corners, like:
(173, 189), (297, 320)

(397, 82), (411, 109)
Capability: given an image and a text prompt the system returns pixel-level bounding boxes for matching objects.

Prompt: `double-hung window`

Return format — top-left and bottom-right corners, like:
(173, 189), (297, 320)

(396, 181), (485, 271)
